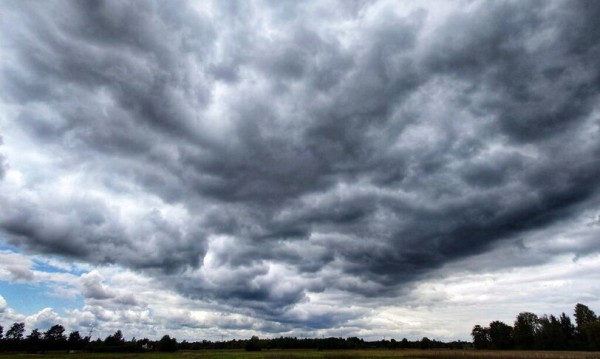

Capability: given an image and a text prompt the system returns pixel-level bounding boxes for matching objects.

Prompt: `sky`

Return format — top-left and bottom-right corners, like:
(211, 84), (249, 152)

(1, 0), (600, 342)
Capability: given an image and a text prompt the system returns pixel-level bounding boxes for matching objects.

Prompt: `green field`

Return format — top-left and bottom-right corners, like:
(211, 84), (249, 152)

(3, 350), (600, 359)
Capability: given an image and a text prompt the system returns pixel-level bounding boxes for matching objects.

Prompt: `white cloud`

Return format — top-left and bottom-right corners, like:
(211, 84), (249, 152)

(0, 250), (34, 282)
(25, 308), (61, 332)
(0, 295), (6, 313)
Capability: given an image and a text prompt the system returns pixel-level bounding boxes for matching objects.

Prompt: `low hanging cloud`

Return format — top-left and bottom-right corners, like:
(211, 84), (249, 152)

(1, 0), (600, 330)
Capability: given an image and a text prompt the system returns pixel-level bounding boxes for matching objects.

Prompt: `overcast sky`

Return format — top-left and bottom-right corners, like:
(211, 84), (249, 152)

(1, 0), (600, 342)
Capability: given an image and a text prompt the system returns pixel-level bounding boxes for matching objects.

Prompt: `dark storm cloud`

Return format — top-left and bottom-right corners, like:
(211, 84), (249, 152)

(424, 0), (600, 143)
(2, 0), (600, 328)
(0, 192), (207, 273)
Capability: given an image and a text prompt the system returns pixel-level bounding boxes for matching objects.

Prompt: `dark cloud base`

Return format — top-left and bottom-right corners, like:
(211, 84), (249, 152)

(1, 0), (600, 329)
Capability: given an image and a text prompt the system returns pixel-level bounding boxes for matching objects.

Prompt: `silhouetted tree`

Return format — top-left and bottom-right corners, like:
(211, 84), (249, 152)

(68, 331), (85, 351)
(535, 315), (565, 350)
(400, 338), (409, 348)
(44, 324), (67, 350)
(5, 322), (25, 351)
(104, 329), (125, 347)
(26, 329), (41, 353)
(471, 324), (490, 349)
(488, 321), (513, 349)
(583, 321), (600, 350)
(559, 312), (576, 346)
(574, 303), (599, 350)
(245, 336), (261, 351)
(575, 303), (597, 331)
(157, 334), (178, 352)
(6, 322), (25, 340)
(137, 337), (153, 351)
(513, 312), (539, 350)
(420, 337), (431, 349)
(0, 325), (3, 339)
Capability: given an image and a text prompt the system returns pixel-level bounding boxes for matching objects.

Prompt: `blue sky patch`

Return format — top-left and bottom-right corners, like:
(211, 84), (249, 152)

(0, 280), (83, 317)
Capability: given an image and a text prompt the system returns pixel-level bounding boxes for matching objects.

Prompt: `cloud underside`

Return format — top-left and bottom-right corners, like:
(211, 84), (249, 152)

(1, 0), (600, 329)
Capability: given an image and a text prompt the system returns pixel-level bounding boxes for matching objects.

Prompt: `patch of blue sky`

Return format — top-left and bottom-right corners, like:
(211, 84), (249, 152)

(0, 280), (84, 317)
(0, 239), (21, 252)
(32, 257), (89, 276)
(0, 236), (89, 275)
(0, 237), (86, 316)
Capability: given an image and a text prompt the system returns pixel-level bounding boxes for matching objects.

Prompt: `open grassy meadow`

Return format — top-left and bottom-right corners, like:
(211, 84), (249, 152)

(3, 350), (600, 359)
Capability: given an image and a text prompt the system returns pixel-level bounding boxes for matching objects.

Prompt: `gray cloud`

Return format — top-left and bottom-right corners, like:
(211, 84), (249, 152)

(80, 272), (114, 300)
(0, 135), (6, 180)
(1, 0), (600, 331)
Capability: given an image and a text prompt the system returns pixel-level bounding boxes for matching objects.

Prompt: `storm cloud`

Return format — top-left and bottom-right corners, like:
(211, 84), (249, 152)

(1, 0), (600, 331)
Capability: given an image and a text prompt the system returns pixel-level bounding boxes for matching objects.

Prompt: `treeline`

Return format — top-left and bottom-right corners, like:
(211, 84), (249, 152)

(0, 324), (177, 353)
(181, 336), (469, 351)
(472, 303), (600, 351)
(0, 321), (470, 353)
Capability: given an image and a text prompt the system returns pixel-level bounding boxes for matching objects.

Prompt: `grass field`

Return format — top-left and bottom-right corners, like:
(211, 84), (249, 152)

(3, 349), (600, 359)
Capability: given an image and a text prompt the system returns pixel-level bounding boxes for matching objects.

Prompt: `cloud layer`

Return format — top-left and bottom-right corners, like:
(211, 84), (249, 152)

(1, 0), (600, 334)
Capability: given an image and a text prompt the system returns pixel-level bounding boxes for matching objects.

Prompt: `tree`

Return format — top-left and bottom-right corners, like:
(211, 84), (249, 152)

(43, 324), (67, 351)
(346, 336), (363, 349)
(574, 303), (599, 349)
(104, 329), (125, 347)
(5, 322), (25, 351)
(535, 315), (566, 350)
(0, 324), (3, 339)
(157, 334), (178, 352)
(137, 337), (153, 351)
(419, 337), (431, 349)
(559, 312), (575, 345)
(6, 322), (25, 340)
(583, 321), (600, 351)
(471, 325), (490, 349)
(488, 321), (513, 349)
(26, 329), (41, 353)
(68, 331), (85, 351)
(513, 312), (539, 350)
(574, 303), (597, 332)
(389, 338), (397, 349)
(26, 328), (41, 340)
(245, 336), (261, 351)
(44, 324), (66, 342)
